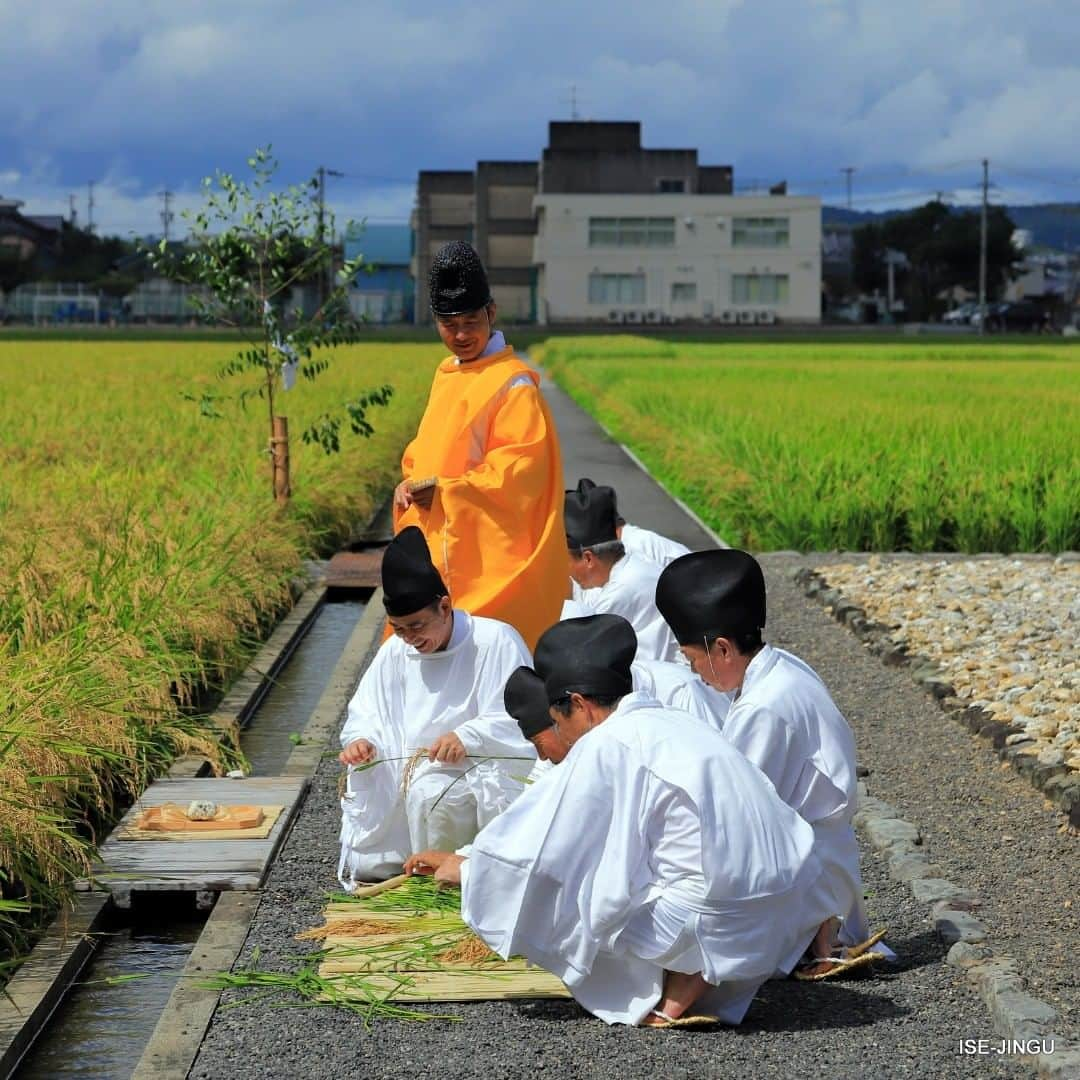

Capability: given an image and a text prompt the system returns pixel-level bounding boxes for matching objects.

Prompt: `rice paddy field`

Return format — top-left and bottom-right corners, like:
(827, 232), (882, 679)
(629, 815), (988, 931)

(538, 335), (1080, 553)
(0, 338), (439, 964)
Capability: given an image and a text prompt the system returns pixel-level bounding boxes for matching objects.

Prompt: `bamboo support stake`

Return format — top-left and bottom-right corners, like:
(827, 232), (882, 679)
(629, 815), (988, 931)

(271, 415), (290, 504)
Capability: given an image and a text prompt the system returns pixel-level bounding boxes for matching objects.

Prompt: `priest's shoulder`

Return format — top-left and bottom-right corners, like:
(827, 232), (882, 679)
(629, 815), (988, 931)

(467, 613), (530, 652)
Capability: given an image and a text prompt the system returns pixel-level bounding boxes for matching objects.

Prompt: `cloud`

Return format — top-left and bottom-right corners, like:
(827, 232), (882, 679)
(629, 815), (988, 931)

(1, 0), (1077, 235)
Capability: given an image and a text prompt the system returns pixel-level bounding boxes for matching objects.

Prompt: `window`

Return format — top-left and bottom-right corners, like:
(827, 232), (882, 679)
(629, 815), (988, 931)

(589, 217), (676, 247)
(657, 178), (687, 193)
(671, 282), (697, 302)
(732, 217), (789, 247)
(588, 273), (646, 305)
(731, 274), (790, 304)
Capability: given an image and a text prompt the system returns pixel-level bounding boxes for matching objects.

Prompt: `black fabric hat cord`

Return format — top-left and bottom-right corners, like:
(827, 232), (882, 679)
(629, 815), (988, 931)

(503, 667), (553, 739)
(534, 614), (636, 704)
(564, 478), (618, 549)
(429, 241), (492, 316)
(381, 526), (449, 616)
(655, 549), (767, 645)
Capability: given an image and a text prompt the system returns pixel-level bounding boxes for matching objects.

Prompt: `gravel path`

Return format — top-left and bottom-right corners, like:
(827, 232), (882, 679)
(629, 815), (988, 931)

(761, 554), (1078, 1048)
(189, 555), (1071, 1079)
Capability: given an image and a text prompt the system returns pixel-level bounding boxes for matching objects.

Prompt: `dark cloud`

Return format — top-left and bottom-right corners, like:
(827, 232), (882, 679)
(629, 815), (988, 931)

(2, 0), (1077, 233)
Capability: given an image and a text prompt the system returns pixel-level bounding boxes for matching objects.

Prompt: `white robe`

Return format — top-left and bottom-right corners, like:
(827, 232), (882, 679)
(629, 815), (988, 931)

(574, 553), (680, 663)
(631, 658), (730, 730)
(619, 522), (691, 568)
(338, 610), (535, 886)
(461, 692), (836, 1026)
(723, 645), (869, 946)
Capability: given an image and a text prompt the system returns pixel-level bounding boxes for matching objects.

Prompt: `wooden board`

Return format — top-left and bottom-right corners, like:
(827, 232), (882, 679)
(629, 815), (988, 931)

(117, 805), (283, 841)
(85, 777), (306, 904)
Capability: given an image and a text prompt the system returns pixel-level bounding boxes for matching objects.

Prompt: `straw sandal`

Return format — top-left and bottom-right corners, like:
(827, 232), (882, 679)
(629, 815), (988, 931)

(793, 950), (884, 982)
(846, 928), (889, 959)
(641, 1009), (720, 1029)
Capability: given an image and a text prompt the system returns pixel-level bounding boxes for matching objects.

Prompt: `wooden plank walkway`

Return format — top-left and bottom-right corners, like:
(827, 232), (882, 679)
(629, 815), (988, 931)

(79, 777), (307, 907)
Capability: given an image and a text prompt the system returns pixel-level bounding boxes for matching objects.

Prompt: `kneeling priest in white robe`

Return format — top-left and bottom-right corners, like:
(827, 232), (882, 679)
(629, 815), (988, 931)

(565, 480), (679, 663)
(656, 549), (886, 974)
(428, 614), (838, 1027)
(337, 527), (534, 887)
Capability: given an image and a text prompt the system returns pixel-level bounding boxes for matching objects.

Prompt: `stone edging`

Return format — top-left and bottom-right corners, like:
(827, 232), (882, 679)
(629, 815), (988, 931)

(854, 784), (1080, 1077)
(794, 567), (1080, 832)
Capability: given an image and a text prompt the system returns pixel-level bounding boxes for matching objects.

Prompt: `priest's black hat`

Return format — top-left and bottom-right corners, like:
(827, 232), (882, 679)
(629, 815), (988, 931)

(655, 549), (766, 645)
(503, 667), (553, 740)
(534, 614), (636, 704)
(565, 478), (618, 549)
(381, 526), (448, 616)
(429, 241), (492, 316)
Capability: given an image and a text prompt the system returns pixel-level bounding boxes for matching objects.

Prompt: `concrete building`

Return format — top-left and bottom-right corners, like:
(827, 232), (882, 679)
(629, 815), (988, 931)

(345, 223), (413, 322)
(533, 192), (822, 324)
(411, 120), (820, 325)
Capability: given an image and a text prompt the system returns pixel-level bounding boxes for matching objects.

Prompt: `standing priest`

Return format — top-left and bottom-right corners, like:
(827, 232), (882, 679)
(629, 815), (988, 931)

(655, 549), (885, 974)
(393, 241), (566, 650)
(337, 527), (535, 887)
(427, 615), (839, 1026)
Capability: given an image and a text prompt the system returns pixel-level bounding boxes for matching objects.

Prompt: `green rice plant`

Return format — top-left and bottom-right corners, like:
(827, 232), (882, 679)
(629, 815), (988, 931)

(0, 339), (440, 973)
(538, 336), (1080, 552)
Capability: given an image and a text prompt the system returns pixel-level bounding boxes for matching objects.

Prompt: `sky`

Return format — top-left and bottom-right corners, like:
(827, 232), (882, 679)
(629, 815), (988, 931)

(2, 0), (1079, 238)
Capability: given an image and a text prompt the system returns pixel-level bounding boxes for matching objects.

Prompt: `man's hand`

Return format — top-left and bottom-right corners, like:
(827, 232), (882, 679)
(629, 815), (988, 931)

(428, 732), (467, 764)
(339, 738), (377, 766)
(433, 854), (465, 887)
(393, 479), (414, 511)
(403, 850), (453, 877)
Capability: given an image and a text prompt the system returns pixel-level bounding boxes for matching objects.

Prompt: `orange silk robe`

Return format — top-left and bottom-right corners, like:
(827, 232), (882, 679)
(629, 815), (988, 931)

(394, 344), (566, 650)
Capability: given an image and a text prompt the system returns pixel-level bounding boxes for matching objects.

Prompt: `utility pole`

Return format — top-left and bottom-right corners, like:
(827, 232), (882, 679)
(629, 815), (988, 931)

(978, 158), (989, 336)
(841, 166), (855, 210)
(68, 194), (77, 228)
(315, 166), (344, 310)
(86, 181), (95, 234)
(158, 189), (174, 242)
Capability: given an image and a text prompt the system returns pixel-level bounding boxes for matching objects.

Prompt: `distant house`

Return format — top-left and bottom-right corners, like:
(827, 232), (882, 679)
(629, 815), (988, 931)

(0, 197), (62, 264)
(344, 224), (413, 323)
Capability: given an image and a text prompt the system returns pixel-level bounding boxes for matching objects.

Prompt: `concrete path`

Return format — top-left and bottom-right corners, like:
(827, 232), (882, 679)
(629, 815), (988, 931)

(540, 370), (720, 551)
(190, 376), (1054, 1080)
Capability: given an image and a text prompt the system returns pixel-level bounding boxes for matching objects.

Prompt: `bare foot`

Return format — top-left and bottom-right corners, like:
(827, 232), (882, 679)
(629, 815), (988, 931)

(810, 916), (841, 960)
(640, 970), (710, 1024)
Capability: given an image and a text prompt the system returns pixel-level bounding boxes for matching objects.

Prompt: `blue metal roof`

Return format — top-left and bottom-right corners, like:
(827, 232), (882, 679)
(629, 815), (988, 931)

(344, 223), (412, 267)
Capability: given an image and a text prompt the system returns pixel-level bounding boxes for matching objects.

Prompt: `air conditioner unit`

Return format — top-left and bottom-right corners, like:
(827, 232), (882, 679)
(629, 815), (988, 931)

(645, 309), (663, 324)
(607, 309), (624, 324)
(738, 310), (756, 325)
(714, 216), (727, 228)
(719, 310), (737, 324)
(682, 216), (695, 228)
(625, 310), (643, 324)
(756, 310), (777, 325)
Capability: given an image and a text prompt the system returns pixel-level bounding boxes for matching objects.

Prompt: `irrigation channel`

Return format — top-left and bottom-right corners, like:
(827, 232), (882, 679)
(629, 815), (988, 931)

(11, 583), (373, 1080)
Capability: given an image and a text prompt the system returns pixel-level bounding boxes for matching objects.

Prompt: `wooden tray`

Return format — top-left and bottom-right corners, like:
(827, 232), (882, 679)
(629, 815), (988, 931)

(135, 802), (266, 833)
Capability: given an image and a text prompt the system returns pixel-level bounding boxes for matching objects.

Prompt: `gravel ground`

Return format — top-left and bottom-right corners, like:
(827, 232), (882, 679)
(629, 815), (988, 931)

(762, 554), (1078, 1046)
(189, 555), (1076, 1080)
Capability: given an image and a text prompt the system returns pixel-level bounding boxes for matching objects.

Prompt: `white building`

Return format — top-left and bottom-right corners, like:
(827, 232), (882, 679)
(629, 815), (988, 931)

(533, 193), (822, 325)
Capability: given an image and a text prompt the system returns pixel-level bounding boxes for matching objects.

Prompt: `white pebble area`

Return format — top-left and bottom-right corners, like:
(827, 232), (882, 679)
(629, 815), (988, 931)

(816, 555), (1080, 774)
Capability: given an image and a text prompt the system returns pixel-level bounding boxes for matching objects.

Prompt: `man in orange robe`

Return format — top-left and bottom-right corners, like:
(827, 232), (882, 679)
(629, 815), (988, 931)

(393, 241), (566, 650)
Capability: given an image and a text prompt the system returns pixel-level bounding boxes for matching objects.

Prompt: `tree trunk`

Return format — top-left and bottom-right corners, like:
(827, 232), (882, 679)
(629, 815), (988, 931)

(271, 415), (290, 504)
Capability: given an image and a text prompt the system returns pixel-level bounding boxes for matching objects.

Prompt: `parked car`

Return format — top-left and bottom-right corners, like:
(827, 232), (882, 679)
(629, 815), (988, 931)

(987, 301), (1045, 332)
(943, 301), (977, 324)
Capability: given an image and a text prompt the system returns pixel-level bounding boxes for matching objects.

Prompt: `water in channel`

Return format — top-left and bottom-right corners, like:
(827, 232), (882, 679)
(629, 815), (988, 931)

(15, 595), (366, 1078)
